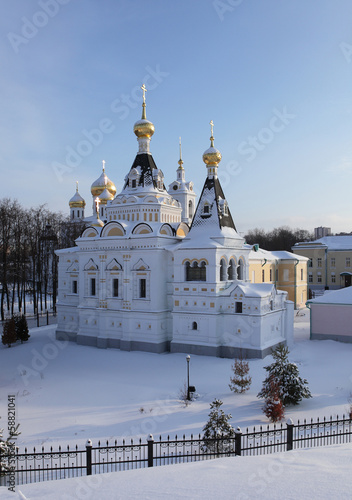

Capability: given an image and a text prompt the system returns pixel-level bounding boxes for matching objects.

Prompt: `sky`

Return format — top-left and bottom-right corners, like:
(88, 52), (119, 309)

(1, 0), (352, 234)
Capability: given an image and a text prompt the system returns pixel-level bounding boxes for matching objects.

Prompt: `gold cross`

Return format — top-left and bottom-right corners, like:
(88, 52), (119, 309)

(102, 160), (106, 172)
(95, 197), (101, 214)
(141, 83), (147, 103)
(76, 181), (79, 192)
(210, 120), (214, 137)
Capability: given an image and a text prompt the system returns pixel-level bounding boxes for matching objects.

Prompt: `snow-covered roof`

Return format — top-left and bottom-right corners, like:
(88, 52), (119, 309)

(307, 286), (352, 305)
(249, 247), (309, 262)
(190, 176), (236, 235)
(224, 282), (276, 298)
(293, 235), (352, 251)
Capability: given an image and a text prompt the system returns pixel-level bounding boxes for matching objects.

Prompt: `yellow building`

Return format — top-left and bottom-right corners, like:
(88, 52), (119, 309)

(292, 235), (352, 292)
(248, 247), (308, 309)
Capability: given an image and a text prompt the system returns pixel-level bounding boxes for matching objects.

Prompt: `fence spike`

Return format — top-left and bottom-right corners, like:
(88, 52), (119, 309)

(67, 445), (70, 451)
(123, 439), (125, 446)
(50, 446), (53, 452)
(115, 439), (117, 446)
(34, 446), (36, 453)
(98, 440), (101, 447)
(175, 434), (177, 441)
(131, 438), (133, 445)
(59, 445), (61, 452)
(76, 445), (78, 451)
(42, 446), (44, 452)
(106, 440), (109, 446)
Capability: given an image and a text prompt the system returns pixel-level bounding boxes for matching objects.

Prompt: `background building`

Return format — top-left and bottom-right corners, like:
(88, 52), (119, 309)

(314, 226), (331, 239)
(292, 235), (352, 293)
(307, 287), (352, 343)
(248, 247), (308, 309)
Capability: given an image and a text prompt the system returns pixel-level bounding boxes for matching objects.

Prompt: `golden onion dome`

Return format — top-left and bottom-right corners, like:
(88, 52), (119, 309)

(69, 183), (86, 208)
(133, 84), (155, 138)
(203, 120), (222, 165)
(98, 187), (114, 205)
(91, 162), (116, 198)
(133, 118), (155, 138)
(202, 145), (222, 165)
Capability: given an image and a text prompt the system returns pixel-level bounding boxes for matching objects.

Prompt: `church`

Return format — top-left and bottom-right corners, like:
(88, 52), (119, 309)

(56, 87), (294, 359)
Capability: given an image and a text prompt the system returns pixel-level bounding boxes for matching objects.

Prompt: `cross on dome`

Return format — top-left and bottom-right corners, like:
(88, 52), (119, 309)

(95, 196), (101, 214)
(178, 136), (184, 169)
(141, 83), (147, 104)
(102, 160), (106, 172)
(210, 120), (214, 137)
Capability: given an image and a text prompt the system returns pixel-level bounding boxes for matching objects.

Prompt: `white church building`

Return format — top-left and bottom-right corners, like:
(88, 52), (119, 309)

(57, 89), (294, 358)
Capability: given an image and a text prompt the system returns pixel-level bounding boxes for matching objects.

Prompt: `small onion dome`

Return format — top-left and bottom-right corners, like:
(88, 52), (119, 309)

(98, 187), (114, 205)
(91, 170), (116, 198)
(133, 118), (155, 138)
(133, 95), (155, 138)
(203, 141), (222, 166)
(69, 185), (85, 208)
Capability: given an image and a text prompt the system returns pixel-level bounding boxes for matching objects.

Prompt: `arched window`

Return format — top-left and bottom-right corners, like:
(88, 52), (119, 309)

(237, 259), (244, 280)
(220, 259), (227, 281)
(188, 200), (193, 219)
(199, 261), (206, 281)
(192, 321), (198, 330)
(228, 259), (236, 280)
(185, 261), (207, 281)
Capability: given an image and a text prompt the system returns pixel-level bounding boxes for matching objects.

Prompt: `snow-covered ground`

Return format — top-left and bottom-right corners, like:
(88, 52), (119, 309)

(1, 445), (351, 500)
(0, 308), (352, 498)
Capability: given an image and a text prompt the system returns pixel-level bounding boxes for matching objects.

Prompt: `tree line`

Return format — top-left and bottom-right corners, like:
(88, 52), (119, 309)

(0, 198), (85, 321)
(244, 226), (313, 252)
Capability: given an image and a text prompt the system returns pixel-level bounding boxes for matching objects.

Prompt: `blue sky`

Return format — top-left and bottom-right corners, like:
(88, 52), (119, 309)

(1, 0), (352, 234)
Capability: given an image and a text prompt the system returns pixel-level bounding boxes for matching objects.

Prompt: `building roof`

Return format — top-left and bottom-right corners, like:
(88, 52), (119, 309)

(122, 152), (164, 190)
(190, 176), (236, 232)
(293, 235), (352, 251)
(307, 286), (352, 305)
(249, 247), (309, 262)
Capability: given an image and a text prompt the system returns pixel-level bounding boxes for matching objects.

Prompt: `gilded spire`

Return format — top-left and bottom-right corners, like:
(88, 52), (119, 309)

(133, 83), (155, 149)
(102, 160), (106, 173)
(141, 83), (147, 120)
(178, 136), (184, 169)
(202, 119), (222, 172)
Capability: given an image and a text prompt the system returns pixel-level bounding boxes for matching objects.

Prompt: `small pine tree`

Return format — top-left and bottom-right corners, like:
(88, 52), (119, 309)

(257, 344), (312, 406)
(202, 399), (235, 454)
(263, 376), (285, 422)
(229, 357), (252, 394)
(14, 314), (30, 343)
(1, 318), (17, 348)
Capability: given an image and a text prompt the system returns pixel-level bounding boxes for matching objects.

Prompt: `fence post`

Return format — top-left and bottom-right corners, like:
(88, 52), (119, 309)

(86, 439), (92, 475)
(147, 434), (154, 467)
(46, 310), (49, 325)
(235, 427), (242, 456)
(36, 310), (39, 328)
(286, 418), (294, 451)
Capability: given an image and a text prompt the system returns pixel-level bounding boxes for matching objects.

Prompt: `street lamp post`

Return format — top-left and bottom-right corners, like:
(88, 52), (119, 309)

(186, 355), (190, 400)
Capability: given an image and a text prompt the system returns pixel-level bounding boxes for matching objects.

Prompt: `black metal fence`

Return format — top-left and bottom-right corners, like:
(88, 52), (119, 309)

(0, 310), (57, 331)
(1, 415), (351, 487)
